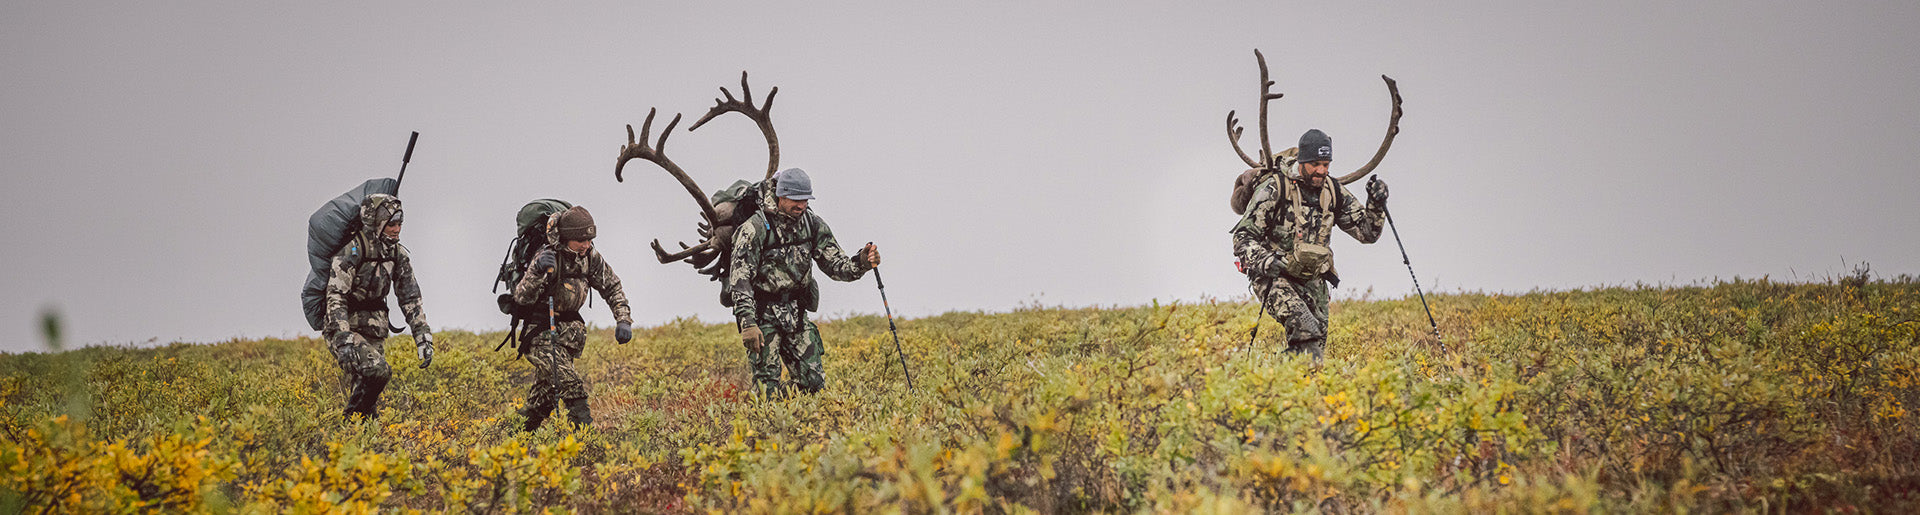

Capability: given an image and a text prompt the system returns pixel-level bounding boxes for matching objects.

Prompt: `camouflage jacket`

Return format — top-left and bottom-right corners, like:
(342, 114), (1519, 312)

(1231, 171), (1384, 283)
(728, 191), (871, 331)
(324, 234), (430, 338)
(511, 216), (633, 325)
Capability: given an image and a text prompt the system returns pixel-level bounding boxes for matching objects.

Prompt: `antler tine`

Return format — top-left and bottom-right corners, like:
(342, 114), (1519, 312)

(617, 107), (725, 264)
(1337, 75), (1404, 185)
(615, 108), (719, 226)
(688, 71), (782, 180)
(651, 239), (714, 264)
(687, 247), (722, 268)
(1227, 111), (1260, 168)
(1254, 49), (1284, 169)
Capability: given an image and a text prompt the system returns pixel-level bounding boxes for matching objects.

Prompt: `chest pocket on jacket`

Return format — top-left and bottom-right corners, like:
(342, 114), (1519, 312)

(352, 260), (395, 301)
(551, 257), (593, 312)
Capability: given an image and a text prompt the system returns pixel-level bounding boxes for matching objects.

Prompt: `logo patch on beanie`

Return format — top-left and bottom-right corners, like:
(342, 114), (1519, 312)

(1316, 147), (1331, 158)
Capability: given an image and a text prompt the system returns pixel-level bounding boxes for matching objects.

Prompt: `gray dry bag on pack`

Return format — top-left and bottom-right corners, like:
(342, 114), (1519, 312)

(301, 178), (399, 331)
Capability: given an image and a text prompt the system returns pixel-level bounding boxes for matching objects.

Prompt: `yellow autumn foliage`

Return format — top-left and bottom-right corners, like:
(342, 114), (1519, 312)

(0, 276), (1914, 512)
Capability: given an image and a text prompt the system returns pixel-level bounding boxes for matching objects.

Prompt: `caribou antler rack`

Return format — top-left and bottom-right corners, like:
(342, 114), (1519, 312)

(615, 108), (721, 264)
(1335, 75), (1403, 185)
(1226, 49), (1284, 170)
(1225, 49), (1404, 185)
(689, 71), (781, 180)
(615, 72), (785, 276)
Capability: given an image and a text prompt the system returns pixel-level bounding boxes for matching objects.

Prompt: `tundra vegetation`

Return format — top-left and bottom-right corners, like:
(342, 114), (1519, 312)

(2, 274), (1916, 513)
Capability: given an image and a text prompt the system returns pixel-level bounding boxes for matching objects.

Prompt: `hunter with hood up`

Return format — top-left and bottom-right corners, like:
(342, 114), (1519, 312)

(323, 193), (433, 419)
(511, 205), (633, 431)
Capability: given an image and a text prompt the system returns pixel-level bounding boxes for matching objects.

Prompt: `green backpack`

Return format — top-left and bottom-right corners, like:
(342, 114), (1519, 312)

(490, 199), (573, 354)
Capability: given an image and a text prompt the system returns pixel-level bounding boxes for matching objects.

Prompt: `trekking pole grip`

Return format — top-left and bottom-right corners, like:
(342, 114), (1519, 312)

(866, 242), (884, 287)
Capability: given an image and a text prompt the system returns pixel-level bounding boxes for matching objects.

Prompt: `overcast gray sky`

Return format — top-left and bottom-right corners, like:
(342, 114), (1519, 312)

(4, 1), (1916, 353)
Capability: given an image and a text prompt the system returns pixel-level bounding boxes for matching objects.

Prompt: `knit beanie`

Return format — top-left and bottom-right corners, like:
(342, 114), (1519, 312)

(557, 206), (596, 241)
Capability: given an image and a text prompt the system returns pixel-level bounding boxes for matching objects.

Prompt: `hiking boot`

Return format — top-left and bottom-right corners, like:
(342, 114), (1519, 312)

(564, 398), (593, 428)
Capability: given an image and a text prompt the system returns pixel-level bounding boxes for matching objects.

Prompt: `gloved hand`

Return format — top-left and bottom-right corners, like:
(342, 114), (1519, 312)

(861, 243), (882, 268)
(740, 325), (763, 353)
(1366, 176), (1388, 208)
(615, 322), (633, 344)
(416, 333), (435, 369)
(533, 249), (556, 273)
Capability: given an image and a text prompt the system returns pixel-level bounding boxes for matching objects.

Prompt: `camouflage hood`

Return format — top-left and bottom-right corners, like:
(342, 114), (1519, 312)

(359, 194), (403, 245)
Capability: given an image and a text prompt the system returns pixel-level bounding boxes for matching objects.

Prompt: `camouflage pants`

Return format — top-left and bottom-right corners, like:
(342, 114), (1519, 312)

(521, 321), (591, 427)
(1255, 275), (1331, 363)
(749, 320), (825, 398)
(324, 310), (394, 418)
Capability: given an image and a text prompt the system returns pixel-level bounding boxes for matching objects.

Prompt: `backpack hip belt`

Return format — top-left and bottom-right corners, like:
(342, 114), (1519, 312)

(755, 289), (806, 305)
(345, 298), (389, 312)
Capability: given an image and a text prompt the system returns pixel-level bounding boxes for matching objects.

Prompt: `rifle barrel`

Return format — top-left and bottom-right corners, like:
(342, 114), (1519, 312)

(395, 131), (419, 194)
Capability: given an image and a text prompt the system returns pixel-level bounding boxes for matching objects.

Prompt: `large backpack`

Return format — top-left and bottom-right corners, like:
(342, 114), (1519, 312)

(494, 199), (574, 292)
(701, 179), (761, 260)
(709, 179), (760, 222)
(301, 178), (399, 331)
(702, 179), (761, 299)
(693, 178), (820, 311)
(490, 199), (573, 354)
(1230, 147), (1297, 215)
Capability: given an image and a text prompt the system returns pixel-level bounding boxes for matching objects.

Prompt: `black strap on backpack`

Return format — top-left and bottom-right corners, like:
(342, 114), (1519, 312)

(759, 215), (819, 251)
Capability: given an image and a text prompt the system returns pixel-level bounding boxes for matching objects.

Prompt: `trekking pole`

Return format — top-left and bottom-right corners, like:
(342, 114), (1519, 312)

(1382, 205), (1447, 354)
(868, 243), (914, 390)
(545, 259), (558, 339)
(393, 131), (419, 195)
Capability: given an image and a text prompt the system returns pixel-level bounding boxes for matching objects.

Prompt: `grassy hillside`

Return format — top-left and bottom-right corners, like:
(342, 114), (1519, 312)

(3, 277), (1917, 513)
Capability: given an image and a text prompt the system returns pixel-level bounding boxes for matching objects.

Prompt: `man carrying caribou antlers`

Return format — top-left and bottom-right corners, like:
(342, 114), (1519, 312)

(614, 72), (878, 397)
(729, 168), (879, 397)
(1227, 49), (1402, 364)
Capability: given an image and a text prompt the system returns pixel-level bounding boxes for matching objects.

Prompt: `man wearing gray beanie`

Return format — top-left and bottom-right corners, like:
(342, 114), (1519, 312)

(728, 168), (881, 397)
(1231, 129), (1389, 364)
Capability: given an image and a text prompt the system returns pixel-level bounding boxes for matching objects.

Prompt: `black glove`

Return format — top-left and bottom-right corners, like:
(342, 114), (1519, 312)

(533, 249), (556, 273)
(416, 333), (435, 369)
(1366, 176), (1388, 207)
(615, 322), (632, 344)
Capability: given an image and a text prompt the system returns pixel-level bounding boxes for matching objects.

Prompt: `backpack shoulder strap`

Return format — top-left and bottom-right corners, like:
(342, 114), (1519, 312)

(762, 213), (820, 251)
(1317, 181), (1336, 244)
(741, 211), (773, 252)
(348, 234), (394, 264)
(1278, 175), (1303, 234)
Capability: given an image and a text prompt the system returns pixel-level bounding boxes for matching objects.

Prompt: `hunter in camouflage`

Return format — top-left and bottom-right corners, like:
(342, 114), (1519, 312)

(1232, 130), (1388, 363)
(510, 205), (633, 431)
(323, 193), (433, 419)
(728, 168), (879, 397)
